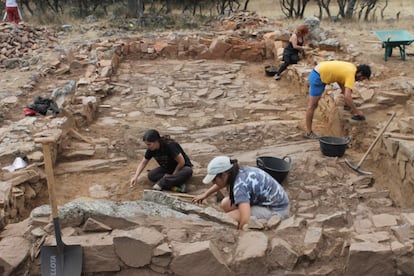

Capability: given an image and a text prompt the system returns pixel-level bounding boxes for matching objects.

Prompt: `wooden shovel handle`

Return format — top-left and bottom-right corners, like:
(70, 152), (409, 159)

(35, 139), (59, 219)
(34, 136), (57, 144)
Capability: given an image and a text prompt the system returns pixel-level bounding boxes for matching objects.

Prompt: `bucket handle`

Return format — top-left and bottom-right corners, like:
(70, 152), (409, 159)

(282, 155), (292, 164)
(345, 136), (352, 147)
(257, 157), (265, 168)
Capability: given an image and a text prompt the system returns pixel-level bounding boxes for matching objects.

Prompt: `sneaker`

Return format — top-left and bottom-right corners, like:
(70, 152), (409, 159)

(344, 102), (361, 111)
(351, 114), (366, 121)
(152, 183), (162, 191)
(304, 131), (320, 139)
(172, 183), (187, 193)
(274, 74), (281, 80)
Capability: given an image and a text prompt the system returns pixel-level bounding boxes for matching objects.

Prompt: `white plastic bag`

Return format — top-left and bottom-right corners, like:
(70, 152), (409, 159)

(2, 157), (28, 172)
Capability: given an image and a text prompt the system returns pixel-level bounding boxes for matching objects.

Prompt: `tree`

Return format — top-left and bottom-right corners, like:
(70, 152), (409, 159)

(314, 0), (385, 21)
(345, 0), (358, 18)
(380, 0), (389, 19)
(280, 0), (310, 19)
(315, 0), (333, 20)
(217, 0), (242, 15)
(358, 0), (384, 21)
(336, 0), (358, 19)
(127, 0), (144, 18)
(243, 0), (250, 11)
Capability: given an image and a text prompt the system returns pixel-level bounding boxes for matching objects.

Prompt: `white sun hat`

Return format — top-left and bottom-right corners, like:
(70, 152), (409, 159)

(202, 156), (233, 184)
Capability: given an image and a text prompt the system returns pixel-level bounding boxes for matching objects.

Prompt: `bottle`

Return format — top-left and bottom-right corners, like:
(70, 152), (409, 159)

(171, 184), (186, 193)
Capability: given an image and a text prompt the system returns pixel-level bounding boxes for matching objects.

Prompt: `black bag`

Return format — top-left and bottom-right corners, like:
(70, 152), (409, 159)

(26, 96), (59, 116)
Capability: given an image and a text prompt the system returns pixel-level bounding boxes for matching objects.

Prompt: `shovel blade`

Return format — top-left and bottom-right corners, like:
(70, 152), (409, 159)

(344, 159), (372, 175)
(41, 245), (82, 276)
(354, 168), (372, 175)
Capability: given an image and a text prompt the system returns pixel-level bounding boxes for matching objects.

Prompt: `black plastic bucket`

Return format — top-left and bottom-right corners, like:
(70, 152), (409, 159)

(256, 156), (292, 184)
(264, 65), (279, 77)
(319, 136), (351, 157)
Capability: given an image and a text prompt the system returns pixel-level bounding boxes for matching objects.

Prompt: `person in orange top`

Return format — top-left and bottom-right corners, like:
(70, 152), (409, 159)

(305, 61), (371, 139)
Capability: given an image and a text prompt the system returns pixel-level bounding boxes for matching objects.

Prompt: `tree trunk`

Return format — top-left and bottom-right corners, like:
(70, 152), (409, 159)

(321, 0), (331, 20)
(380, 0), (388, 19)
(166, 0), (172, 14)
(243, 0), (250, 10)
(345, 0), (357, 19)
(127, 0), (144, 18)
(298, 0), (310, 18)
(315, 0), (323, 19)
(127, 0), (137, 17)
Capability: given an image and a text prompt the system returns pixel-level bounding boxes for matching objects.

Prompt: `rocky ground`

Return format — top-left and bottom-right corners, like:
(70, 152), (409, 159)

(0, 7), (414, 276)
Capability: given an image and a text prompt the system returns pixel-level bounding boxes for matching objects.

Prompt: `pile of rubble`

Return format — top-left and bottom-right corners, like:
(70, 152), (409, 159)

(220, 11), (272, 31)
(0, 22), (58, 69)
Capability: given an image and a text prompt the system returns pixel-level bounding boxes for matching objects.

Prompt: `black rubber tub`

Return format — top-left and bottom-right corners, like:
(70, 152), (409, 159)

(319, 136), (351, 157)
(264, 65), (279, 77)
(256, 156), (291, 184)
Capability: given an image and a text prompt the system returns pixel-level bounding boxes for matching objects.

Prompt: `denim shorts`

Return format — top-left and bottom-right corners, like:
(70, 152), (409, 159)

(251, 204), (290, 220)
(309, 70), (326, 97)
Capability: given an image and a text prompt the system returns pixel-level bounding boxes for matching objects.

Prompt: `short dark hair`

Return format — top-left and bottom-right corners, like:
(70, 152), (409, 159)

(357, 64), (371, 79)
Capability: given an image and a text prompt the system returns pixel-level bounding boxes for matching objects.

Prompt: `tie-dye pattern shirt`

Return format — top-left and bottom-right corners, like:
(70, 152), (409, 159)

(233, 166), (289, 209)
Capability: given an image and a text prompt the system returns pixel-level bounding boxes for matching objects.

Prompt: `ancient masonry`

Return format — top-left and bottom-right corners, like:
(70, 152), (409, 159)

(1, 14), (414, 275)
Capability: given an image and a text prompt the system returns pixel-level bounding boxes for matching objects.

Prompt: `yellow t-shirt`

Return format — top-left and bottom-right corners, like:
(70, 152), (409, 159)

(319, 61), (356, 89)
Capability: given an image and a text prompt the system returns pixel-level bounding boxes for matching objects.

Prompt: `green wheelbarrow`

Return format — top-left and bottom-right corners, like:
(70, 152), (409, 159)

(374, 30), (414, 61)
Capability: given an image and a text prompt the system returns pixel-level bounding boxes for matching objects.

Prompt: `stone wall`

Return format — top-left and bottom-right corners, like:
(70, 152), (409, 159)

(382, 133), (414, 208)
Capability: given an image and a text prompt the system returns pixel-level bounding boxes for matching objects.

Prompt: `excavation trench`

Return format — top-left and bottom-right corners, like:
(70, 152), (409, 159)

(19, 55), (412, 275)
(0, 40), (404, 224)
(1, 22), (414, 274)
(29, 56), (412, 211)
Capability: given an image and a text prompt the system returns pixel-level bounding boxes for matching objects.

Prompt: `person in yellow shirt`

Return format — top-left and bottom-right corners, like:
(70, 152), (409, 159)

(305, 61), (371, 138)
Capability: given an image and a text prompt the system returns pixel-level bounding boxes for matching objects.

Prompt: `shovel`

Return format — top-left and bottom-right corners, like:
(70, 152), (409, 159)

(35, 137), (83, 276)
(345, 112), (396, 175)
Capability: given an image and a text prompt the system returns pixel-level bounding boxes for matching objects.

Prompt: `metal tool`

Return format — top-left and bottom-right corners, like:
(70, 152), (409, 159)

(345, 112), (396, 175)
(35, 137), (83, 276)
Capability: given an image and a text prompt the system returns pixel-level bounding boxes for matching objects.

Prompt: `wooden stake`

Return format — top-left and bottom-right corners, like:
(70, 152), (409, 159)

(166, 192), (196, 199)
(69, 128), (96, 146)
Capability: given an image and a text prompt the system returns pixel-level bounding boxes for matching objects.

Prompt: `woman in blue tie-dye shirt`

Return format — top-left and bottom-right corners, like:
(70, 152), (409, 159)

(193, 156), (289, 229)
